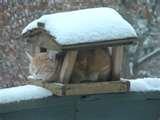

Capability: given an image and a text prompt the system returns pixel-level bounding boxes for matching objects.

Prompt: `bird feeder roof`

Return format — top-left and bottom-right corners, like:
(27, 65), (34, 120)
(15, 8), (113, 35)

(22, 7), (137, 49)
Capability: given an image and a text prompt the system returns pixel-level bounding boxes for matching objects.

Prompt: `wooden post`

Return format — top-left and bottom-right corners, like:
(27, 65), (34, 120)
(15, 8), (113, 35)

(59, 50), (78, 84)
(111, 46), (123, 81)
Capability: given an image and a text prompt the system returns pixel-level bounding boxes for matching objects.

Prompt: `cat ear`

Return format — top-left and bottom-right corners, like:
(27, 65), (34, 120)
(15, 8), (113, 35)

(25, 51), (32, 61)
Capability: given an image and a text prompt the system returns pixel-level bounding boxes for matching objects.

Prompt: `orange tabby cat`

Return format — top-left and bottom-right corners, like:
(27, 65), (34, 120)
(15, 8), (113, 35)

(71, 48), (111, 83)
(26, 52), (60, 82)
(26, 48), (111, 83)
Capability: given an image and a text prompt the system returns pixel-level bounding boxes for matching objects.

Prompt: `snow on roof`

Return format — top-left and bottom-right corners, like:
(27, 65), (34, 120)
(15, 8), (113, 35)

(0, 85), (52, 104)
(22, 7), (137, 46)
(122, 78), (160, 92)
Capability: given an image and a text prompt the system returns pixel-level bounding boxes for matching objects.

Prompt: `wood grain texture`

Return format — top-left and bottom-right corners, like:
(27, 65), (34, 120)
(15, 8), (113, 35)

(27, 80), (130, 96)
(62, 81), (129, 96)
(59, 50), (78, 83)
(62, 38), (137, 50)
(111, 46), (123, 81)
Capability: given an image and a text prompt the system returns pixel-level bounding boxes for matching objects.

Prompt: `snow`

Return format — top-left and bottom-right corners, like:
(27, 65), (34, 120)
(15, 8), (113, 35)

(22, 7), (137, 45)
(0, 85), (52, 104)
(0, 78), (159, 104)
(122, 78), (160, 92)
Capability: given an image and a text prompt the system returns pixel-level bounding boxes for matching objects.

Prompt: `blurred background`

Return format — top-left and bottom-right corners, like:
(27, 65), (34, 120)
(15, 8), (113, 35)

(0, 0), (160, 88)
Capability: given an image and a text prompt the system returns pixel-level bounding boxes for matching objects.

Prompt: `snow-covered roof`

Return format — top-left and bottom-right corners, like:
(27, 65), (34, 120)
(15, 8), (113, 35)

(22, 7), (137, 46)
(0, 85), (52, 104)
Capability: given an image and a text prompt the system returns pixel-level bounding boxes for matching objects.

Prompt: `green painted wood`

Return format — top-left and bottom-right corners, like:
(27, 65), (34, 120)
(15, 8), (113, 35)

(0, 96), (79, 114)
(2, 105), (75, 120)
(76, 92), (160, 120)
(0, 92), (160, 120)
(0, 114), (4, 120)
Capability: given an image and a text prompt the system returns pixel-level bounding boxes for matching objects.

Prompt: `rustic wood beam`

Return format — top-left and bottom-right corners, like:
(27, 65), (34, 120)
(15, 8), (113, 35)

(27, 80), (130, 96)
(62, 38), (137, 50)
(111, 46), (123, 81)
(59, 50), (78, 83)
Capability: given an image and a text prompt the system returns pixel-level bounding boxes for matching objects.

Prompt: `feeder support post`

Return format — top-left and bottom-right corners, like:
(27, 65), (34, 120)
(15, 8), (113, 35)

(59, 50), (78, 83)
(111, 46), (123, 81)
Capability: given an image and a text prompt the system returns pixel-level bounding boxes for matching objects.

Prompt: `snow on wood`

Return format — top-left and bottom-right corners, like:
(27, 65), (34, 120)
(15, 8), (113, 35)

(122, 78), (160, 92)
(0, 85), (52, 104)
(22, 7), (137, 45)
(1, 77), (159, 104)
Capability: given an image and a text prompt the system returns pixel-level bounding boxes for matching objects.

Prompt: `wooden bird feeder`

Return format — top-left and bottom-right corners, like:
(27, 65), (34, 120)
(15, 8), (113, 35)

(22, 7), (137, 96)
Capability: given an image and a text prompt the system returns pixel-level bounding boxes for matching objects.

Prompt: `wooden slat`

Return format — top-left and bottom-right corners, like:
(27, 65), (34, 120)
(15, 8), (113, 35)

(111, 46), (123, 81)
(63, 81), (129, 96)
(44, 83), (64, 96)
(27, 80), (130, 96)
(59, 50), (78, 83)
(62, 38), (137, 50)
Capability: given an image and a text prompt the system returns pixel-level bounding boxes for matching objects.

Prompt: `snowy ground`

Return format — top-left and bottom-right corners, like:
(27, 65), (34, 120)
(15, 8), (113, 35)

(0, 78), (159, 104)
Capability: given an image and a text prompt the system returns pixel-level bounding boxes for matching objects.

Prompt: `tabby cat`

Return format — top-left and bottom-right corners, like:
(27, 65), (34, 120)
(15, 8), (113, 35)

(26, 48), (111, 83)
(26, 51), (61, 82)
(71, 48), (111, 83)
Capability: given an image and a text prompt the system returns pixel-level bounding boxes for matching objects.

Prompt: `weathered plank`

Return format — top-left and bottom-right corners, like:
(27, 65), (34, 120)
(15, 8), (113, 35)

(27, 80), (130, 96)
(62, 81), (129, 96)
(111, 46), (123, 81)
(62, 38), (137, 50)
(59, 50), (78, 83)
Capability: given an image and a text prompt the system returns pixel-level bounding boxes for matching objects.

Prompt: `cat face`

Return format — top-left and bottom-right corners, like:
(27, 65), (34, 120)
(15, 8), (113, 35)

(71, 48), (111, 83)
(26, 52), (57, 81)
